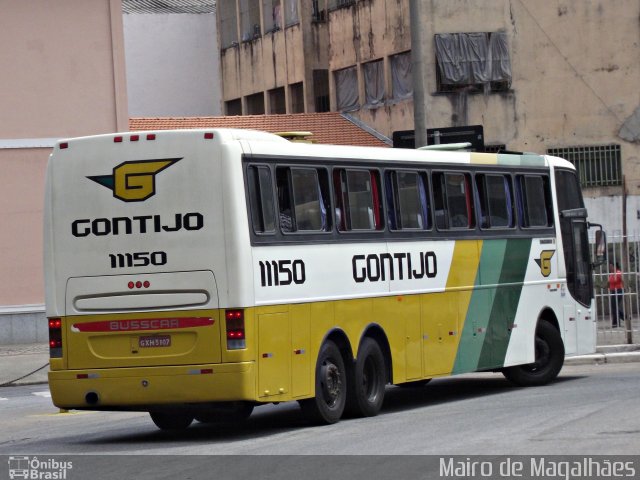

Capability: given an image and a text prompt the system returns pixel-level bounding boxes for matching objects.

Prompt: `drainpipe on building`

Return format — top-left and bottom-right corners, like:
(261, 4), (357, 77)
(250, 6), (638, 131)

(410, 0), (427, 148)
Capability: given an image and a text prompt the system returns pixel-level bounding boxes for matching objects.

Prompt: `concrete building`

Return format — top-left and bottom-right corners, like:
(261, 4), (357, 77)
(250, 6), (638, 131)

(218, 0), (640, 234)
(218, 0), (330, 115)
(0, 0), (128, 343)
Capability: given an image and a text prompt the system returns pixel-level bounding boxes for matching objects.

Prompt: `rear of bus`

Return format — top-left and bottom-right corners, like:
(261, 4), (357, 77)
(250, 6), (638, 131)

(44, 129), (272, 417)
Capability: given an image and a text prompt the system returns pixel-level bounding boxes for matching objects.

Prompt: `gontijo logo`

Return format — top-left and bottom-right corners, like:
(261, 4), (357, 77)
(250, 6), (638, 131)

(535, 250), (555, 277)
(88, 158), (182, 202)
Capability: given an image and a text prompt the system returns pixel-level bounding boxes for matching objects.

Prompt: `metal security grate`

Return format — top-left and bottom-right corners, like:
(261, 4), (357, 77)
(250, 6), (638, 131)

(122, 0), (216, 14)
(548, 144), (622, 188)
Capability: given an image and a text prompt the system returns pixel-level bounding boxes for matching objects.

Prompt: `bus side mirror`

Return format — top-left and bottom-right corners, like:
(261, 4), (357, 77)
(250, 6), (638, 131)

(591, 225), (607, 267)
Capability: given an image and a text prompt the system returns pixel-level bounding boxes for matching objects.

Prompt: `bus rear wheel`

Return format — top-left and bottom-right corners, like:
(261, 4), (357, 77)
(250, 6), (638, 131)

(149, 410), (194, 430)
(502, 320), (564, 386)
(300, 340), (347, 424)
(346, 338), (386, 417)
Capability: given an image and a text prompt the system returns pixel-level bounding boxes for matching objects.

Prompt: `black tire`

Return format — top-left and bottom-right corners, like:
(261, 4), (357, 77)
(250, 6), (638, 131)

(149, 411), (194, 430)
(300, 340), (347, 424)
(502, 320), (565, 386)
(194, 402), (254, 424)
(346, 338), (386, 417)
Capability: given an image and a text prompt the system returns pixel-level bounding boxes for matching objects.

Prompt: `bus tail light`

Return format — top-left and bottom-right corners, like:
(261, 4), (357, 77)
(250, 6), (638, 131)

(48, 317), (62, 358)
(225, 309), (245, 350)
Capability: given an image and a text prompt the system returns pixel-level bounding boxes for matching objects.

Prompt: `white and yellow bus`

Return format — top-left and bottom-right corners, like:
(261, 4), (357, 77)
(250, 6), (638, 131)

(44, 129), (605, 429)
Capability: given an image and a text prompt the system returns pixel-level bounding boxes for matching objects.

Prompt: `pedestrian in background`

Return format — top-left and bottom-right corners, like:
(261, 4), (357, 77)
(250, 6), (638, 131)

(608, 262), (624, 328)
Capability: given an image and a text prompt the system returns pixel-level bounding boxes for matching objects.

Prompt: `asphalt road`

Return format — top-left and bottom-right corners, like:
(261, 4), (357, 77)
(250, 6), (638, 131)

(1, 363), (639, 458)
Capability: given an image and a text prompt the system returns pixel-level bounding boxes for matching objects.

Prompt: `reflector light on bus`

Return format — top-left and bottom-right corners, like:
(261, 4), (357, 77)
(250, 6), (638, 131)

(59, 142), (68, 149)
(130, 135), (139, 142)
(127, 280), (151, 289)
(114, 136), (123, 143)
(48, 317), (62, 357)
(146, 134), (156, 140)
(204, 132), (214, 139)
(225, 309), (246, 350)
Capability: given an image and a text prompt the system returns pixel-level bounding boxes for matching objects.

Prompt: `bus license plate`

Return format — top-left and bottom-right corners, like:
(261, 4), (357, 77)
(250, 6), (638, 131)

(139, 335), (171, 348)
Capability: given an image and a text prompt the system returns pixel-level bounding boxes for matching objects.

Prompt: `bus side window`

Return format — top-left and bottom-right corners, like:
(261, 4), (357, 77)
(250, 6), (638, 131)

(276, 167), (295, 232)
(247, 165), (276, 234)
(333, 170), (347, 231)
(476, 173), (515, 229)
(433, 171), (474, 230)
(516, 174), (553, 228)
(277, 167), (331, 233)
(387, 170), (431, 230)
(334, 168), (383, 231)
(291, 168), (330, 232)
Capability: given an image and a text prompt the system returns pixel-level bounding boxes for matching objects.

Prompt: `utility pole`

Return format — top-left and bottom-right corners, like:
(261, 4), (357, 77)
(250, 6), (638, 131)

(622, 176), (633, 344)
(409, 0), (427, 148)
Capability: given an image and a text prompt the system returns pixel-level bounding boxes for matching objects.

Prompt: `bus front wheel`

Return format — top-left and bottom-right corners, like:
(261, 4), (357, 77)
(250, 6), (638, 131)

(299, 340), (347, 424)
(346, 338), (386, 417)
(502, 320), (565, 387)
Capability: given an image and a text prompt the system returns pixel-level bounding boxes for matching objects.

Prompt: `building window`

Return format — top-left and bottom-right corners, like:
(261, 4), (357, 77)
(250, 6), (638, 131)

(268, 87), (286, 114)
(219, 0), (239, 48)
(328, 0), (355, 9)
(363, 59), (385, 108)
(263, 0), (282, 32)
(284, 0), (299, 26)
(246, 92), (265, 114)
(240, 0), (261, 42)
(390, 51), (412, 101)
(334, 66), (358, 112)
(313, 70), (330, 112)
(290, 82), (304, 113)
(482, 144), (506, 153)
(434, 32), (511, 93)
(547, 145), (622, 188)
(225, 98), (242, 116)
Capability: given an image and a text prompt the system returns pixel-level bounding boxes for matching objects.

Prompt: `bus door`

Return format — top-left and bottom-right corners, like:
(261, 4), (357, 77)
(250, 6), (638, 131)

(561, 215), (592, 353)
(555, 169), (593, 351)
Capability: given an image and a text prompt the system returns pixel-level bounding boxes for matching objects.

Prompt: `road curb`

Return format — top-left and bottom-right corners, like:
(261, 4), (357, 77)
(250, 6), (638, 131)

(565, 350), (640, 366)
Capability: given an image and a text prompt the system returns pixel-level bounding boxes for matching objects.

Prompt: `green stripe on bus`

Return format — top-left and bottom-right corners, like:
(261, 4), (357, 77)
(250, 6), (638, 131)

(452, 239), (507, 374)
(477, 238), (532, 369)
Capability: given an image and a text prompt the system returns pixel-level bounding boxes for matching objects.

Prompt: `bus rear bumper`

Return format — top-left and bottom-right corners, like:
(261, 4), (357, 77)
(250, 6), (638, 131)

(48, 362), (256, 410)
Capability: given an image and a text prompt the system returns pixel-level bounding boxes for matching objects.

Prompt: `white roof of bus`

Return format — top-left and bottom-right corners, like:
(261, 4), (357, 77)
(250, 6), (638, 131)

(54, 128), (574, 170)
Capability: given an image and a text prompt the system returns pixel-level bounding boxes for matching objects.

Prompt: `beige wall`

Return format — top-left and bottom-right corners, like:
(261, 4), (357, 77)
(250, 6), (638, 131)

(0, 0), (127, 308)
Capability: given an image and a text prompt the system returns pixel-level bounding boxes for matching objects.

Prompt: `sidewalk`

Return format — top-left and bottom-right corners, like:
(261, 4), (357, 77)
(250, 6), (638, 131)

(0, 343), (49, 386)
(1, 341), (639, 387)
